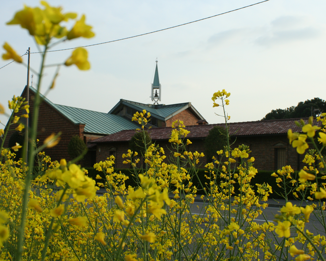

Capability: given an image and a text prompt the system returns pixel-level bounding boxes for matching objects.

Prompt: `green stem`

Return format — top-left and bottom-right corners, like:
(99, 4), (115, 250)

(16, 43), (49, 261)
(294, 224), (325, 261)
(40, 184), (69, 261)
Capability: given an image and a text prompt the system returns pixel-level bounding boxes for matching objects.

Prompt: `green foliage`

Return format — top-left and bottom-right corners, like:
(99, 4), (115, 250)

(129, 130), (152, 156)
(204, 126), (227, 162)
(262, 97), (326, 120)
(68, 135), (87, 160)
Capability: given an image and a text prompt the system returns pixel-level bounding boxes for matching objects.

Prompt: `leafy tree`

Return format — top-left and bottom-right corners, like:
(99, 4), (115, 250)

(129, 131), (152, 156)
(262, 98), (326, 120)
(204, 126), (227, 162)
(68, 135), (87, 160)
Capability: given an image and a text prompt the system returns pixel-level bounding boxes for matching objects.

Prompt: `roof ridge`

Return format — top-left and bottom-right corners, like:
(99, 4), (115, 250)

(55, 103), (109, 115)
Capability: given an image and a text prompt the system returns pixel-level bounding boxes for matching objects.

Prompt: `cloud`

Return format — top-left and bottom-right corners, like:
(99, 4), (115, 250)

(255, 15), (322, 47)
(208, 28), (248, 47)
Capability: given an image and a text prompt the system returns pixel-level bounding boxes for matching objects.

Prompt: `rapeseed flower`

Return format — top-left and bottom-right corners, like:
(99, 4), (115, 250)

(2, 42), (23, 63)
(11, 142), (22, 151)
(300, 205), (314, 222)
(318, 132), (326, 146)
(68, 216), (87, 227)
(44, 133), (60, 148)
(140, 232), (156, 243)
(94, 232), (106, 245)
(28, 199), (42, 213)
(289, 245), (305, 256)
(298, 170), (315, 183)
(292, 134), (309, 154)
(65, 47), (90, 70)
(67, 15), (95, 40)
(50, 204), (64, 217)
(275, 221), (291, 238)
(281, 202), (301, 216)
(315, 188), (326, 199)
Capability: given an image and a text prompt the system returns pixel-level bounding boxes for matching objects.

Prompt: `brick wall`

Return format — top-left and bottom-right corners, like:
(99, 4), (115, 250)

(166, 108), (201, 127)
(95, 134), (303, 171)
(5, 89), (84, 163)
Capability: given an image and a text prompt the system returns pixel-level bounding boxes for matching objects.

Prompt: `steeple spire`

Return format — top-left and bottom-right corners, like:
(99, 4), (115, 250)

(151, 60), (161, 104)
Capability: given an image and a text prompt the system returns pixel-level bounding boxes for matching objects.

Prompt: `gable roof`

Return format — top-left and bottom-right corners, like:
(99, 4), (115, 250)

(90, 117), (316, 143)
(109, 99), (206, 121)
(27, 87), (139, 135)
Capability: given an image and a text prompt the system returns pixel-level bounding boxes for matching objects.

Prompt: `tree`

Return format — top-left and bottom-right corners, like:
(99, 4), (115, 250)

(204, 126), (228, 162)
(68, 135), (87, 160)
(129, 131), (152, 156)
(262, 98), (326, 120)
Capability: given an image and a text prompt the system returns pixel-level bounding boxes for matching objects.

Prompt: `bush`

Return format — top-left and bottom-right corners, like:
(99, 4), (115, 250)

(204, 126), (227, 162)
(129, 130), (151, 156)
(68, 135), (87, 160)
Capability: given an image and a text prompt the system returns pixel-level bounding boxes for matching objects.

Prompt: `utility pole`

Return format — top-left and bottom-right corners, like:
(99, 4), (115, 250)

(24, 47), (30, 162)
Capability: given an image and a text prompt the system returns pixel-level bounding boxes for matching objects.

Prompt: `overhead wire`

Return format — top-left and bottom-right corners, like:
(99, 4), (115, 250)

(0, 0), (269, 68)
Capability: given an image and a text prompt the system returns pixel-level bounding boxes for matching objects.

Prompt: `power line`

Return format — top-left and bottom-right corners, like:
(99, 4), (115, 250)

(0, 53), (26, 70)
(1, 0), (269, 67)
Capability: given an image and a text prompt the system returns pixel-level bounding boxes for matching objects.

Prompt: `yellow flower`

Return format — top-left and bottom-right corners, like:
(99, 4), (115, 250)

(225, 99), (230, 105)
(44, 133), (60, 148)
(15, 123), (25, 132)
(12, 142), (22, 152)
(125, 254), (138, 261)
(65, 47), (90, 70)
(0, 129), (4, 136)
(275, 221), (291, 238)
(68, 216), (87, 227)
(0, 104), (4, 114)
(300, 205), (314, 222)
(318, 132), (326, 146)
(288, 129), (299, 144)
(0, 211), (9, 224)
(302, 124), (320, 138)
(147, 201), (166, 220)
(0, 225), (10, 247)
(6, 5), (43, 35)
(186, 139), (192, 145)
(228, 222), (240, 231)
(115, 196), (124, 209)
(113, 210), (125, 223)
(50, 204), (64, 217)
(292, 134), (309, 154)
(315, 188), (326, 199)
(28, 199), (42, 213)
(295, 254), (312, 261)
(2, 42), (23, 63)
(140, 232), (156, 243)
(67, 15), (95, 40)
(94, 232), (106, 245)
(41, 1), (77, 24)
(289, 245), (305, 256)
(298, 170), (315, 183)
(281, 202), (301, 216)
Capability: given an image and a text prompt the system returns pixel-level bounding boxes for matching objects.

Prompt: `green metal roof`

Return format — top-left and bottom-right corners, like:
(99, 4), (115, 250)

(55, 104), (139, 134)
(29, 87), (139, 135)
(109, 99), (205, 121)
(152, 62), (160, 87)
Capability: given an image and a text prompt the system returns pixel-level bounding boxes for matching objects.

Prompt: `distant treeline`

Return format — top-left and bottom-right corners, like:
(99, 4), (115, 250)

(262, 98), (326, 120)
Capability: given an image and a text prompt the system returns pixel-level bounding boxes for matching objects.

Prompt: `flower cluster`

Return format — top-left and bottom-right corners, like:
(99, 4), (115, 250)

(3, 1), (94, 70)
(211, 89), (231, 107)
(132, 109), (151, 129)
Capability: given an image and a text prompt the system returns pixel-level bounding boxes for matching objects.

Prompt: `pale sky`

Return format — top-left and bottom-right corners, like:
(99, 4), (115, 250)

(1, 0), (325, 128)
